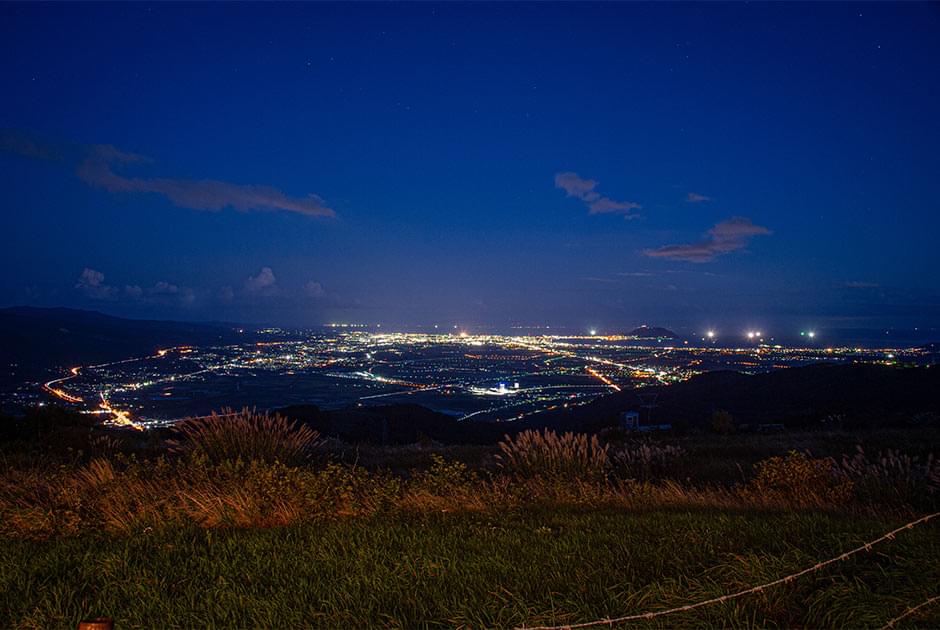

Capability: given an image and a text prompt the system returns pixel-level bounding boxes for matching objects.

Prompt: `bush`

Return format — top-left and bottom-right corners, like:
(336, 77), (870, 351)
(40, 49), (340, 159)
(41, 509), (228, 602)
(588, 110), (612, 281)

(711, 409), (735, 434)
(495, 429), (609, 481)
(168, 407), (322, 465)
(743, 451), (853, 507)
(413, 454), (475, 494)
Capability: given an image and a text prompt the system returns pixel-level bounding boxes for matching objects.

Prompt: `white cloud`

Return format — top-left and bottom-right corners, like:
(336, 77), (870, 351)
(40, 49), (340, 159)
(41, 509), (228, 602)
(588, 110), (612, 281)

(75, 268), (116, 300)
(304, 280), (326, 298)
(245, 267), (278, 296)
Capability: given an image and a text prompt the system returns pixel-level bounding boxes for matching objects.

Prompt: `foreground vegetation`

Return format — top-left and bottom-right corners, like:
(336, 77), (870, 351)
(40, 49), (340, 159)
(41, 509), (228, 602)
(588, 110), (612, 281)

(1, 408), (938, 628)
(3, 509), (938, 629)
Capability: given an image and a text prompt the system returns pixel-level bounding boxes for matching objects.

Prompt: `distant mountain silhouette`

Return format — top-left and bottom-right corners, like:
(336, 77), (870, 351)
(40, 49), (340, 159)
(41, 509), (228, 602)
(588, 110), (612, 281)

(0, 306), (242, 376)
(627, 325), (677, 338)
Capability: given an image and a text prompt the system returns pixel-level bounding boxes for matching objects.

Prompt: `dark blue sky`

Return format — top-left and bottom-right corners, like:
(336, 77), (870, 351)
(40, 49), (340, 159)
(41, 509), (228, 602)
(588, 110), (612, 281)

(2, 2), (939, 333)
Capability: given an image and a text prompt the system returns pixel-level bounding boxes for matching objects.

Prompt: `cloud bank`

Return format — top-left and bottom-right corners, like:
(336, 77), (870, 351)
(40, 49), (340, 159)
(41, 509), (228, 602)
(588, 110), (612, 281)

(644, 217), (771, 263)
(76, 145), (335, 218)
(77, 269), (196, 305)
(75, 265), (332, 311)
(555, 172), (640, 217)
(2, 131), (335, 218)
(686, 192), (712, 203)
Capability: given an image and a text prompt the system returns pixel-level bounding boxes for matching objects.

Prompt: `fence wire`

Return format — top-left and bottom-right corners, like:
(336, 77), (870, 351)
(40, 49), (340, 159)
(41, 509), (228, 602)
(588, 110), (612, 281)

(517, 512), (939, 630)
(879, 594), (940, 630)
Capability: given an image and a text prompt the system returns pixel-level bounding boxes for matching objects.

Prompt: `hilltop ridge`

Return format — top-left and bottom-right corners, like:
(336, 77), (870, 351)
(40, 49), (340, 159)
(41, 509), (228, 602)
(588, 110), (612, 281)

(627, 325), (677, 338)
(0, 306), (242, 374)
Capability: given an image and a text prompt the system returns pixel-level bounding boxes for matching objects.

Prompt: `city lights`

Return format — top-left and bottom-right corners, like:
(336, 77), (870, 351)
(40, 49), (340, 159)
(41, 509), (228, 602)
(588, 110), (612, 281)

(30, 328), (924, 428)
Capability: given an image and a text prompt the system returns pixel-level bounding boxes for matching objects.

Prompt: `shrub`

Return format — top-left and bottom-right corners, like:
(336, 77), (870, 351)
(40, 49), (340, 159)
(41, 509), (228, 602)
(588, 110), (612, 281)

(612, 442), (686, 481)
(414, 455), (475, 494)
(168, 407), (322, 465)
(743, 451), (853, 507)
(308, 463), (402, 516)
(711, 409), (735, 434)
(495, 429), (609, 481)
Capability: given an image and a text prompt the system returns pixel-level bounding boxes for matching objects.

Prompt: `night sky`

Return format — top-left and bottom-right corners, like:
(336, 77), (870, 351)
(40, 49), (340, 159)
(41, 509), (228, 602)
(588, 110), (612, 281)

(2, 3), (939, 333)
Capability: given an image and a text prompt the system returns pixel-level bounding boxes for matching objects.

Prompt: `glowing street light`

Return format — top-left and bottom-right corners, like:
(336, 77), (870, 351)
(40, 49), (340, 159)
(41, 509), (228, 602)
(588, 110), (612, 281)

(590, 329), (597, 336)
(706, 330), (715, 339)
(747, 331), (756, 339)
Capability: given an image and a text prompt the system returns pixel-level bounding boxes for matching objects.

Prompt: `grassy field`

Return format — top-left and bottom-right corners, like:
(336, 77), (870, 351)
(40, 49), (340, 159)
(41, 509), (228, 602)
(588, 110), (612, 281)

(2, 412), (939, 628)
(2, 508), (938, 629)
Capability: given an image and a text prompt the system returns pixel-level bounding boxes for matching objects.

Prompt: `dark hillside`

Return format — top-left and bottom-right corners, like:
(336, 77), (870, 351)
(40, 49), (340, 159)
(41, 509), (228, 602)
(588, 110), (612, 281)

(538, 363), (940, 432)
(0, 307), (242, 376)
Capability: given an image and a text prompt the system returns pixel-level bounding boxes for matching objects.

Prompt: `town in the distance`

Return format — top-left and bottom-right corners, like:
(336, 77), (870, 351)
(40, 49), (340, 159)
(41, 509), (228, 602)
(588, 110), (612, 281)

(5, 307), (935, 432)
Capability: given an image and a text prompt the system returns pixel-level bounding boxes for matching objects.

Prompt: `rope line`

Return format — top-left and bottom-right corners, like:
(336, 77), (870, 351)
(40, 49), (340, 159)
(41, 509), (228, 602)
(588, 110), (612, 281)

(879, 594), (940, 630)
(517, 512), (939, 630)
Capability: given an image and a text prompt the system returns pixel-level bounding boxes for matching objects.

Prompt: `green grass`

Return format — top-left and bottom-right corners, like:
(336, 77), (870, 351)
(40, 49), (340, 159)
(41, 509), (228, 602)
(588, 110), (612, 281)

(2, 508), (938, 629)
(2, 423), (938, 627)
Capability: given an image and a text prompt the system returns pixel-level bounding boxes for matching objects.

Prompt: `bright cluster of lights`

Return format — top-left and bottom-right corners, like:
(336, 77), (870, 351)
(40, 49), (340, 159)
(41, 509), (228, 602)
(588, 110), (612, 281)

(701, 329), (819, 341)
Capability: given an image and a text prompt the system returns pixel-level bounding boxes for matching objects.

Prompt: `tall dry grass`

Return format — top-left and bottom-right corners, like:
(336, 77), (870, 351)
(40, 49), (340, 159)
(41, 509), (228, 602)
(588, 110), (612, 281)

(839, 446), (940, 510)
(2, 425), (938, 540)
(495, 429), (609, 481)
(168, 407), (322, 464)
(0, 455), (745, 539)
(612, 442), (686, 481)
